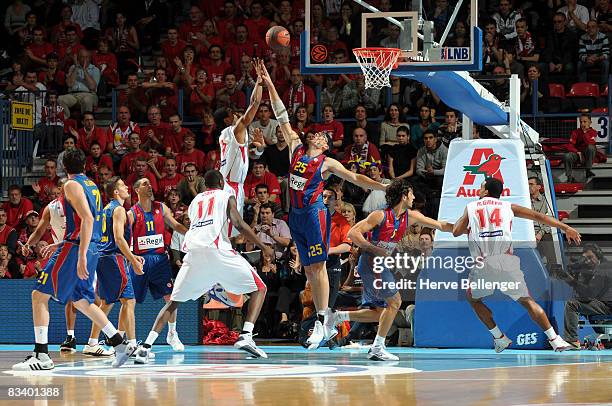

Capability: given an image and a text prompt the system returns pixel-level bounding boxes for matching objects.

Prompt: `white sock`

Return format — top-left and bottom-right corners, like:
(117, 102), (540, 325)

(242, 321), (254, 334)
(544, 327), (557, 340)
(88, 338), (98, 346)
(102, 323), (118, 338)
(317, 310), (326, 317)
(168, 322), (176, 334)
(34, 326), (48, 344)
(128, 339), (137, 346)
(373, 335), (386, 347)
(489, 326), (503, 339)
(145, 331), (159, 346)
(336, 311), (350, 322)
(67, 329), (75, 337)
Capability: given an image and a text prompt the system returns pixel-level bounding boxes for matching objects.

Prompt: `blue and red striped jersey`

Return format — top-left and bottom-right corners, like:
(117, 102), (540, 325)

(289, 146), (327, 209)
(64, 174), (102, 244)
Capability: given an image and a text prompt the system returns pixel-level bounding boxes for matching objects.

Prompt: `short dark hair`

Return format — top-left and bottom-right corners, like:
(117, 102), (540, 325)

(8, 185), (21, 193)
(63, 149), (86, 175)
(385, 178), (412, 207)
(528, 176), (542, 186)
(105, 176), (122, 197)
(255, 184), (269, 193)
(133, 177), (148, 189)
(323, 186), (337, 199)
(204, 169), (223, 188)
(397, 125), (410, 135)
(423, 130), (436, 138)
(583, 243), (604, 261)
(484, 178), (504, 198)
(260, 202), (274, 212)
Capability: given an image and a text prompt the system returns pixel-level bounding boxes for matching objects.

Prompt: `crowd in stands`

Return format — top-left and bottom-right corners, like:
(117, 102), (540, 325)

(0, 0), (608, 340)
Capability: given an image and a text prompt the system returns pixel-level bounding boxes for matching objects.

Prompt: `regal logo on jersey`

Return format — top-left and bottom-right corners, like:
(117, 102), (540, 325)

(456, 148), (510, 198)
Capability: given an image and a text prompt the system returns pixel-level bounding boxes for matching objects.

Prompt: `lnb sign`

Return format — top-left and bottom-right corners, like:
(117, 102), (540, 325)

(11, 101), (34, 131)
(434, 47), (471, 61)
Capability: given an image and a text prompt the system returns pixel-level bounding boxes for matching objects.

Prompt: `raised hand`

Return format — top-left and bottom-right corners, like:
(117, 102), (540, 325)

(251, 127), (265, 148)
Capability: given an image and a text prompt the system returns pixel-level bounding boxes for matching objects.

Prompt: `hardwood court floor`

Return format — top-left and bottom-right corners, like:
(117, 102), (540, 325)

(1, 345), (612, 406)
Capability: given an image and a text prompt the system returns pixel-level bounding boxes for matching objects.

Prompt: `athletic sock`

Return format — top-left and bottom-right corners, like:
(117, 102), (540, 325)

(489, 326), (503, 339)
(373, 335), (386, 347)
(88, 338), (98, 347)
(34, 326), (48, 344)
(108, 333), (124, 347)
(144, 331), (159, 347)
(67, 330), (75, 338)
(317, 310), (325, 324)
(128, 339), (137, 346)
(544, 327), (557, 340)
(241, 321), (254, 336)
(34, 343), (48, 355)
(102, 323), (118, 339)
(335, 311), (350, 322)
(168, 322), (176, 334)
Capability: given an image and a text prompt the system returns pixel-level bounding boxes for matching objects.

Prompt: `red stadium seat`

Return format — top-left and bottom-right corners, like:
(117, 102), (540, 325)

(567, 82), (600, 97)
(554, 183), (583, 194)
(557, 211), (569, 220)
(548, 83), (566, 98)
(592, 107), (608, 113)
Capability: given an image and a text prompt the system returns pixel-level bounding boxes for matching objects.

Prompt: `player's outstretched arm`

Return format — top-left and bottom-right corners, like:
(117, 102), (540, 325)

(161, 203), (188, 234)
(511, 204), (581, 244)
(22, 206), (52, 256)
(409, 210), (454, 233)
(452, 208), (469, 237)
(234, 58), (264, 144)
(348, 211), (388, 257)
(227, 196), (274, 259)
(257, 59), (301, 154)
(64, 180), (94, 279)
(112, 207), (144, 275)
(325, 158), (387, 191)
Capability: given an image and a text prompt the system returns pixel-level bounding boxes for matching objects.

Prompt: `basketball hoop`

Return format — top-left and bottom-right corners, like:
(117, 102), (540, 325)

(353, 47), (402, 89)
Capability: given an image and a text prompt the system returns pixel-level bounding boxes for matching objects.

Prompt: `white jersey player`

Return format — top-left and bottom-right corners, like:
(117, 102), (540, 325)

(134, 170), (274, 362)
(47, 197), (66, 243)
(453, 178), (581, 353)
(218, 59), (266, 230)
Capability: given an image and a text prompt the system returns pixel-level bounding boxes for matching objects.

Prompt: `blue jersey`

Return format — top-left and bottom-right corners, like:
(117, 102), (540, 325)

(289, 145), (327, 209)
(99, 199), (131, 255)
(65, 174), (102, 244)
(131, 201), (166, 255)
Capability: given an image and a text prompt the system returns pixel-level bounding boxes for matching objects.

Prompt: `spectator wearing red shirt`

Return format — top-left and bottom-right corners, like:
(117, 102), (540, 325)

(107, 105), (141, 164)
(225, 25), (263, 68)
(324, 26), (349, 57)
(563, 113), (598, 182)
(176, 133), (207, 174)
(2, 185), (34, 231)
(201, 45), (232, 92)
(343, 127), (382, 174)
(50, 6), (83, 46)
(191, 19), (223, 57)
(314, 104), (344, 151)
(72, 111), (107, 152)
(32, 159), (59, 207)
(161, 27), (187, 71)
(216, 1), (244, 43)
(173, 45), (200, 89)
(270, 47), (292, 97)
(23, 241), (50, 279)
(85, 142), (114, 182)
(18, 211), (52, 249)
(57, 26), (86, 70)
(0, 208), (18, 256)
(38, 53), (66, 93)
(291, 105), (316, 135)
(244, 161), (282, 204)
(145, 148), (166, 179)
(289, 20), (305, 60)
(244, 2), (271, 42)
(25, 27), (54, 68)
(141, 68), (178, 120)
(283, 68), (316, 117)
(513, 18), (539, 72)
(97, 165), (114, 204)
(179, 5), (205, 43)
(126, 157), (159, 203)
(0, 245), (17, 279)
(189, 70), (215, 118)
(141, 105), (171, 153)
(119, 73), (148, 123)
(119, 133), (149, 178)
(92, 39), (120, 89)
(167, 114), (195, 156)
(156, 158), (184, 200)
(215, 73), (247, 111)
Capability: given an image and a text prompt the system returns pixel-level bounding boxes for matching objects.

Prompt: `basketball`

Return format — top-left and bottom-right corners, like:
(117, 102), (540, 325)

(266, 26), (290, 49)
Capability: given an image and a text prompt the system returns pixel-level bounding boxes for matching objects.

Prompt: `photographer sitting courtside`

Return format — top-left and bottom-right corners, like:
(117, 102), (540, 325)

(561, 244), (612, 349)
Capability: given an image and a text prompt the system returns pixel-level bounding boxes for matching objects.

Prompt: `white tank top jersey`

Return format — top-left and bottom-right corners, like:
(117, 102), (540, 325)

(48, 198), (66, 244)
(219, 125), (249, 184)
(183, 189), (233, 251)
(466, 197), (514, 258)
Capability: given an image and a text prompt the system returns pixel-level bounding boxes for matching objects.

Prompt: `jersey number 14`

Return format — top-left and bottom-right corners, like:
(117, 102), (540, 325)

(476, 208), (503, 228)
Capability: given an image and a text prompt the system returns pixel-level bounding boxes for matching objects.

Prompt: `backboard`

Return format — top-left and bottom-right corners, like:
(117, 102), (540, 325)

(301, 0), (482, 74)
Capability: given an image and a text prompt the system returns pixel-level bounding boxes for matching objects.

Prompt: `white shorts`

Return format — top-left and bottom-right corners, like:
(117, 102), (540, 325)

(223, 181), (244, 237)
(170, 247), (265, 302)
(467, 254), (529, 301)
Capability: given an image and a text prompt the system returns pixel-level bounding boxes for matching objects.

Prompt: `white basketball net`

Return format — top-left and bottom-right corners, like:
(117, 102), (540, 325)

(353, 48), (402, 89)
